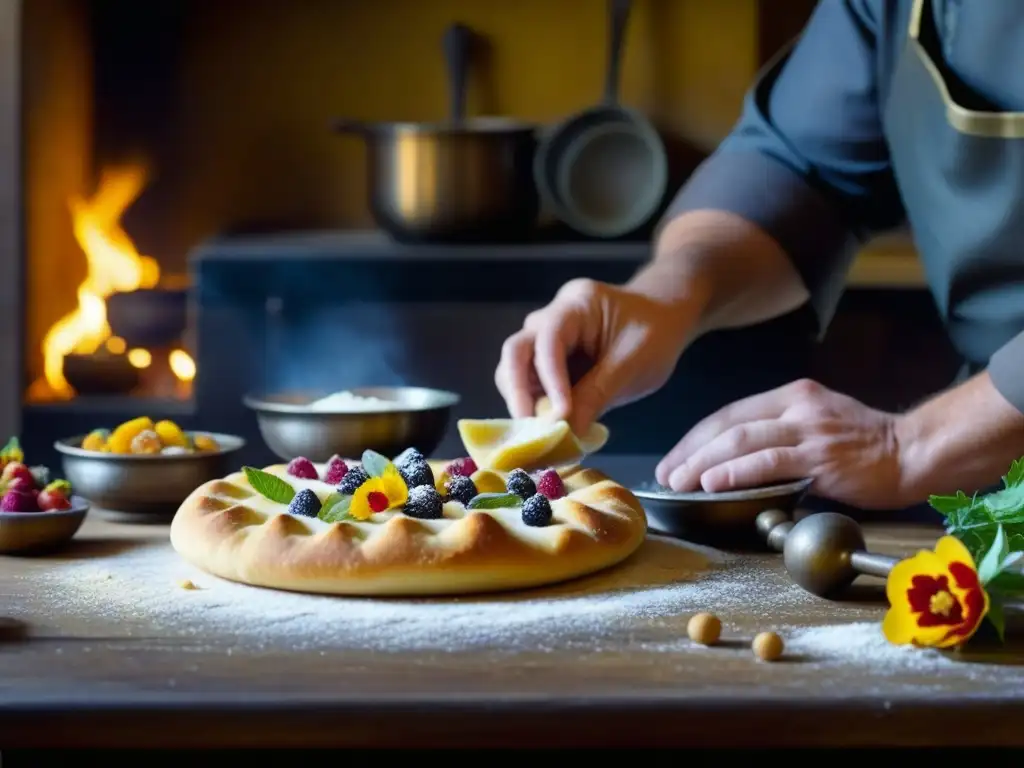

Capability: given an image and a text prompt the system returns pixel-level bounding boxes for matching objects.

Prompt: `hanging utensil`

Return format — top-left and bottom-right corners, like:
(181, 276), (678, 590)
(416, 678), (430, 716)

(534, 0), (668, 239)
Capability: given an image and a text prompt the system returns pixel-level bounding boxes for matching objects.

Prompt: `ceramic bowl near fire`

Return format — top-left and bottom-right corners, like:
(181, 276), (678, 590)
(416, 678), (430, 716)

(54, 432), (245, 522)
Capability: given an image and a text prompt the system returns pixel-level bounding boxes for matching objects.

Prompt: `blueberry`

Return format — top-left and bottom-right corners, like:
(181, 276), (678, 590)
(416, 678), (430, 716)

(287, 488), (322, 518)
(506, 469), (536, 500)
(337, 466), (370, 495)
(521, 493), (552, 527)
(403, 485), (444, 520)
(394, 447), (424, 467)
(444, 475), (477, 506)
(398, 459), (434, 490)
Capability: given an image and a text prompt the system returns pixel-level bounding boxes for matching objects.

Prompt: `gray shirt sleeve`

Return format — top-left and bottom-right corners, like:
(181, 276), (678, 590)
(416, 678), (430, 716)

(662, 0), (906, 332)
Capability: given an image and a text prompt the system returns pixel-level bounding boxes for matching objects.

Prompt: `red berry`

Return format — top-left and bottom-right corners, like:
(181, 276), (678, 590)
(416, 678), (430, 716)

(446, 457), (477, 477)
(535, 469), (566, 500)
(1, 462), (35, 492)
(1, 489), (38, 513)
(323, 455), (349, 484)
(286, 457), (319, 480)
(38, 489), (71, 511)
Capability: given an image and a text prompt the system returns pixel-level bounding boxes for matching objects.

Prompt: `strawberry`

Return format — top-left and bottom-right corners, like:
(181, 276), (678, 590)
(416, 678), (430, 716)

(1, 462), (36, 492)
(37, 479), (72, 512)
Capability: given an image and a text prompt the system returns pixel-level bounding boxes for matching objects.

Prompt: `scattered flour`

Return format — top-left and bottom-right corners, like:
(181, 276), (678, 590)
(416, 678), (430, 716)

(35, 537), (806, 653)
(307, 391), (403, 412)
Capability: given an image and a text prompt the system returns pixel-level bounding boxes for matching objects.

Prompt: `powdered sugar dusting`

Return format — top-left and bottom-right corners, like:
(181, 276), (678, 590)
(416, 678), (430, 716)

(34, 536), (807, 652)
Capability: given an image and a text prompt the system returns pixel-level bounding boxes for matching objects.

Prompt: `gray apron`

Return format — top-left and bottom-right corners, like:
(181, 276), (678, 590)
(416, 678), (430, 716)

(884, 0), (1024, 387)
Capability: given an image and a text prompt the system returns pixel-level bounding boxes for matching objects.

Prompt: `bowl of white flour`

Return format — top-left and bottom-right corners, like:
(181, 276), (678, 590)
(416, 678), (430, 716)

(243, 387), (460, 462)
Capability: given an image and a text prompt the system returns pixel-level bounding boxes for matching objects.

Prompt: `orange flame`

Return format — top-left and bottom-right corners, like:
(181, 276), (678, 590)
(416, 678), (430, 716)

(39, 165), (195, 396)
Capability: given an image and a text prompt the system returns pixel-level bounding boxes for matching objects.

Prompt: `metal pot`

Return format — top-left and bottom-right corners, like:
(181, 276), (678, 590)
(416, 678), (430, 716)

(332, 24), (540, 244)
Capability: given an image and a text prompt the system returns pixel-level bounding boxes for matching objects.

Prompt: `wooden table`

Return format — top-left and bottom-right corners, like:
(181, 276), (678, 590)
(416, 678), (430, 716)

(1, 515), (1022, 749)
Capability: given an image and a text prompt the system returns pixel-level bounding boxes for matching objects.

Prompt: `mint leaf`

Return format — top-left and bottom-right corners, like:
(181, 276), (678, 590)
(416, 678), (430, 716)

(319, 492), (352, 523)
(929, 491), (974, 517)
(361, 450), (390, 478)
(243, 466), (296, 505)
(1004, 458), (1024, 488)
(978, 525), (1009, 585)
(467, 492), (523, 510)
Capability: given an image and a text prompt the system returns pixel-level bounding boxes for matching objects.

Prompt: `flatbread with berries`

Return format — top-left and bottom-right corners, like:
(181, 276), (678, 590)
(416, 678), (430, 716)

(169, 417), (647, 596)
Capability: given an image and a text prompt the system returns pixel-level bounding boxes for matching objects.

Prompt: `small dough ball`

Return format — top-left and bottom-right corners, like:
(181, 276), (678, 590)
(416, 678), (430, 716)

(752, 631), (784, 662)
(687, 612), (722, 646)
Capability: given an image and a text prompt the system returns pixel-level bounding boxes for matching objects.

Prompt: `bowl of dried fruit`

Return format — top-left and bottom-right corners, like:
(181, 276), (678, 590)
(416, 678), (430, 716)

(0, 436), (91, 554)
(55, 417), (245, 521)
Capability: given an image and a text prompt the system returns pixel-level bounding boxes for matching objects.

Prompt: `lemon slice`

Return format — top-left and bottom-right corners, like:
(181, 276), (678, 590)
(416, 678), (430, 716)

(457, 416), (609, 472)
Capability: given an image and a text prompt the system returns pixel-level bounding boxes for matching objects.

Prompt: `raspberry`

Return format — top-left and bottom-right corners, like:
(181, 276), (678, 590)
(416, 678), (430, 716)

(286, 457), (319, 480)
(505, 469), (536, 500)
(535, 469), (566, 500)
(521, 494), (552, 527)
(287, 488), (322, 518)
(446, 457), (478, 477)
(444, 475), (477, 506)
(1, 489), (38, 513)
(337, 466), (370, 495)
(403, 485), (444, 520)
(323, 455), (349, 484)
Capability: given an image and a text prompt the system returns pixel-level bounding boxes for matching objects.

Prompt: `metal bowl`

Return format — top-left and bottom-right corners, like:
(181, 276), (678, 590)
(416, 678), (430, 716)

(243, 387), (461, 462)
(632, 478), (815, 551)
(54, 433), (245, 522)
(0, 495), (90, 554)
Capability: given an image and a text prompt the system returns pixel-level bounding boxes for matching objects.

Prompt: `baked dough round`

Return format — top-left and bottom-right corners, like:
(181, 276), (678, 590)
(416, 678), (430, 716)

(169, 458), (648, 596)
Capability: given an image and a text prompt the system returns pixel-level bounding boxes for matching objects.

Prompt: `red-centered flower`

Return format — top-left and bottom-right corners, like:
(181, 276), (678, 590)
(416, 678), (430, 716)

(882, 536), (989, 649)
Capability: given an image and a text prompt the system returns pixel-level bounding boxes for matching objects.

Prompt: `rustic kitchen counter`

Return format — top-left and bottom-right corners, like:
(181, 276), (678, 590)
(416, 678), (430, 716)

(1, 515), (1022, 749)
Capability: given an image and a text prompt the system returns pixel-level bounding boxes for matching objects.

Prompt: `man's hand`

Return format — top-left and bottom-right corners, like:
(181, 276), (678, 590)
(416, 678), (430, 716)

(655, 378), (905, 510)
(494, 277), (703, 436)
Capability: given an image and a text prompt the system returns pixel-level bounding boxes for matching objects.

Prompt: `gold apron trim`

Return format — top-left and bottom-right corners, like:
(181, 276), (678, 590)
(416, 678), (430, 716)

(908, 0), (1024, 138)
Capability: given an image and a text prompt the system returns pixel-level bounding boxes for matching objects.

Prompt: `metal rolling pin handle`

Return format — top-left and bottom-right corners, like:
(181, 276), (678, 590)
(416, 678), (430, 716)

(755, 509), (899, 599)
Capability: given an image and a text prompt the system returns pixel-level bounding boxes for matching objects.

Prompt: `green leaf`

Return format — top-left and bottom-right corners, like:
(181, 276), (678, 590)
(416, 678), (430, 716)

(242, 466), (296, 505)
(989, 569), (1024, 595)
(0, 436), (22, 462)
(978, 525), (1009, 585)
(987, 600), (1007, 643)
(467, 492), (523, 510)
(1004, 458), (1024, 488)
(318, 492), (352, 523)
(929, 491), (973, 517)
(361, 450), (390, 478)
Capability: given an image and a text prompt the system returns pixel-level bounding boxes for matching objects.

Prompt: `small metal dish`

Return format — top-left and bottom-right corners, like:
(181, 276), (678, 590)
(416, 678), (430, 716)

(0, 495), (90, 554)
(243, 387), (461, 462)
(54, 433), (245, 522)
(632, 478), (815, 550)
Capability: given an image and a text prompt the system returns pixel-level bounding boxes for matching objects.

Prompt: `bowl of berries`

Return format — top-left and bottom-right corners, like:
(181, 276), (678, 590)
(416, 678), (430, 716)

(0, 437), (90, 554)
(243, 386), (460, 463)
(55, 417), (245, 521)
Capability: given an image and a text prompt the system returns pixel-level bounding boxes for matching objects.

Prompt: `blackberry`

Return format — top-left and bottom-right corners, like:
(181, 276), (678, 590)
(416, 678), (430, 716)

(403, 485), (444, 520)
(445, 475), (477, 506)
(337, 466), (370, 495)
(505, 468), (536, 500)
(398, 459), (434, 490)
(394, 447), (424, 467)
(521, 493), (552, 527)
(287, 488), (322, 518)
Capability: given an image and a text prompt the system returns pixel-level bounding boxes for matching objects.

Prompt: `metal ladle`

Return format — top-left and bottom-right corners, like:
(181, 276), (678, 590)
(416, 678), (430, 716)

(755, 509), (899, 599)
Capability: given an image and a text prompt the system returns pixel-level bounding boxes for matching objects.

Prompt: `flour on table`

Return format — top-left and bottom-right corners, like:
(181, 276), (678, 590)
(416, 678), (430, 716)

(306, 391), (404, 412)
(36, 536), (795, 652)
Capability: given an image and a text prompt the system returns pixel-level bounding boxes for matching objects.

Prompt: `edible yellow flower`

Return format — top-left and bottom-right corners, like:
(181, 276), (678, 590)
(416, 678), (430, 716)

(348, 463), (408, 520)
(882, 535), (989, 649)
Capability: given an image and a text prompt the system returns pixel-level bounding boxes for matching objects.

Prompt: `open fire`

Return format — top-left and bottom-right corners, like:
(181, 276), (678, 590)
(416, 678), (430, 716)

(27, 166), (196, 401)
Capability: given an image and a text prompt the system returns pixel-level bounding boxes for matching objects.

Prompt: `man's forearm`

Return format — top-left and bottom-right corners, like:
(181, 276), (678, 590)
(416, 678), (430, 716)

(896, 371), (1024, 504)
(627, 210), (811, 338)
